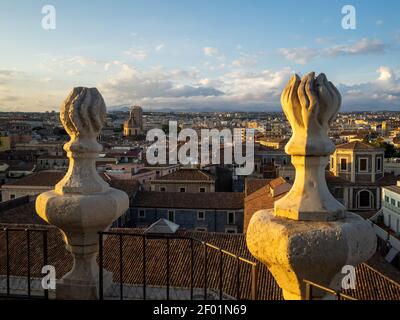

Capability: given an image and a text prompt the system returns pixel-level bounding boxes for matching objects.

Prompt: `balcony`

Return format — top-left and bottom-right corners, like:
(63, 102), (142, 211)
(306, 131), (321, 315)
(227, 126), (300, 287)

(1, 225), (400, 300)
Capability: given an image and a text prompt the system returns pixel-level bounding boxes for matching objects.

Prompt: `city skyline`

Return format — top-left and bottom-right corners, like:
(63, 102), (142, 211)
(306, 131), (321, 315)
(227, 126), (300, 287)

(0, 0), (399, 112)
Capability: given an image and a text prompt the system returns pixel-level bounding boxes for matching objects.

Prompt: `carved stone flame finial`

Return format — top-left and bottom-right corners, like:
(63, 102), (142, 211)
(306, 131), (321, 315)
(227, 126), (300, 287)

(275, 72), (345, 221)
(55, 87), (109, 195)
(282, 72), (341, 156)
(61, 87), (107, 151)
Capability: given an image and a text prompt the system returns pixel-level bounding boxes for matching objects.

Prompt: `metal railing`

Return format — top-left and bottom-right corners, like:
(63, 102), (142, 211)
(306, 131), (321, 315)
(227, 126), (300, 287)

(304, 280), (357, 301)
(0, 227), (49, 300)
(98, 231), (258, 300)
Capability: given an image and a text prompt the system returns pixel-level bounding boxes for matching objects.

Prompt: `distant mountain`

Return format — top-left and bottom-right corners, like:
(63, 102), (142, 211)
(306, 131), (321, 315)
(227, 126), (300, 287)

(107, 103), (400, 113)
(107, 105), (131, 112)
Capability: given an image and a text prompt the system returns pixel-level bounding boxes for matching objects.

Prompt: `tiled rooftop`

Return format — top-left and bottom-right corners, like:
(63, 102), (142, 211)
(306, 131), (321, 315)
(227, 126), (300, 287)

(336, 141), (382, 151)
(154, 169), (215, 182)
(134, 191), (244, 210)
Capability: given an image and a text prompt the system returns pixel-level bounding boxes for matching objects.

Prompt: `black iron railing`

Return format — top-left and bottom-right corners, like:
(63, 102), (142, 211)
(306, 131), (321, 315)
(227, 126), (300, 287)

(0, 227), (49, 300)
(304, 279), (357, 300)
(98, 231), (258, 300)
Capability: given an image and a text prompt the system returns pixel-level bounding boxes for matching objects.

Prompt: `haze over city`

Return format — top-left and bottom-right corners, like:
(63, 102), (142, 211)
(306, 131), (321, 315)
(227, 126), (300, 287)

(0, 0), (399, 112)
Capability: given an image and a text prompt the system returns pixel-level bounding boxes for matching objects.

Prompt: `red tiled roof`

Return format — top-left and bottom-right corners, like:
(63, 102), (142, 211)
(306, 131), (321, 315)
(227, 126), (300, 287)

(336, 141), (382, 151)
(0, 201), (47, 225)
(155, 169), (215, 182)
(0, 226), (399, 300)
(134, 191), (244, 210)
(2, 171), (65, 187)
(2, 171), (140, 197)
(244, 178), (270, 197)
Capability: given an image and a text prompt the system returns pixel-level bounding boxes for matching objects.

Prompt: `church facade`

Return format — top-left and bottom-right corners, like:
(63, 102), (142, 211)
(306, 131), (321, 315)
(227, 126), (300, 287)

(328, 141), (391, 213)
(123, 106), (144, 136)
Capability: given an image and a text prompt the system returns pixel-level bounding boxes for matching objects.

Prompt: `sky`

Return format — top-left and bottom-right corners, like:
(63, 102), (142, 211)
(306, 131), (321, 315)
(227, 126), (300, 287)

(0, 0), (399, 112)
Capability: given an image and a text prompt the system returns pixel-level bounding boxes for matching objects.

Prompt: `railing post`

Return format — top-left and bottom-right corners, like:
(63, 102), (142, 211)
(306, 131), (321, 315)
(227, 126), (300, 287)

(119, 234), (123, 300)
(42, 230), (48, 300)
(203, 244), (207, 299)
(236, 256), (240, 300)
(5, 228), (10, 297)
(26, 229), (31, 298)
(305, 281), (312, 300)
(166, 238), (170, 300)
(251, 264), (258, 300)
(98, 232), (103, 300)
(190, 238), (194, 300)
(143, 235), (146, 300)
(219, 249), (223, 300)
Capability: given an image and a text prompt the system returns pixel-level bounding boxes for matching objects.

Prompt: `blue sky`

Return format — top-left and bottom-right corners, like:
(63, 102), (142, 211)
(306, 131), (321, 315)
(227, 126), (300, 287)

(0, 0), (399, 111)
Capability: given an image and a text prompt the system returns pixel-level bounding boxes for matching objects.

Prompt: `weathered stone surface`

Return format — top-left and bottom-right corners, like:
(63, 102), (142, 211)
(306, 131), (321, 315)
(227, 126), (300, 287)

(247, 209), (376, 299)
(274, 156), (345, 221)
(246, 72), (377, 299)
(36, 87), (129, 300)
(275, 73), (345, 221)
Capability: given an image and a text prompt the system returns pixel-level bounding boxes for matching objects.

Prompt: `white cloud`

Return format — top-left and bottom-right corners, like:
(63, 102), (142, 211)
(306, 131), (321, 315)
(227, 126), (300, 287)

(98, 64), (224, 105)
(96, 62), (296, 111)
(124, 48), (148, 61)
(281, 38), (386, 65)
(280, 47), (317, 65)
(203, 47), (219, 57)
(376, 20), (384, 26)
(232, 54), (258, 68)
(338, 67), (400, 110)
(377, 66), (395, 82)
(325, 38), (385, 57)
(155, 44), (165, 52)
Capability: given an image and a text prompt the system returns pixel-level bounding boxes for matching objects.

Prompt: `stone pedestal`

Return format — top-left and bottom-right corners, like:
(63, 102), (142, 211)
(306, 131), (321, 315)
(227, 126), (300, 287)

(274, 156), (345, 221)
(246, 209), (376, 299)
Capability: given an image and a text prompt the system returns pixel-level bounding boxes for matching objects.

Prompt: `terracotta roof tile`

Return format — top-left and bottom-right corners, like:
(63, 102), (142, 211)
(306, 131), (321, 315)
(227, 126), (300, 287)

(336, 141), (382, 151)
(0, 226), (399, 300)
(134, 191), (244, 210)
(155, 169), (215, 182)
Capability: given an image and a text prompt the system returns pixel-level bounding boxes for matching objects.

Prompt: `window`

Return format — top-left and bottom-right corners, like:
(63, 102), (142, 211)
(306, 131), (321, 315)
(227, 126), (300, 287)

(196, 227), (207, 232)
(160, 186), (166, 192)
(225, 228), (237, 234)
(358, 190), (372, 208)
(168, 210), (175, 222)
(397, 201), (400, 208)
(138, 210), (145, 218)
(377, 158), (382, 172)
(10, 194), (15, 200)
(179, 187), (186, 193)
(199, 187), (206, 193)
(359, 158), (368, 172)
(197, 211), (205, 220)
(340, 158), (347, 171)
(385, 196), (390, 203)
(227, 212), (235, 225)
(391, 199), (396, 206)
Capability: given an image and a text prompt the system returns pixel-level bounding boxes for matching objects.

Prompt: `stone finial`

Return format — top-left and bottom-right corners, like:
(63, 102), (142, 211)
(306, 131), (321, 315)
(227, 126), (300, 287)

(282, 73), (341, 156)
(275, 73), (345, 221)
(246, 72), (376, 300)
(36, 87), (129, 299)
(56, 87), (109, 195)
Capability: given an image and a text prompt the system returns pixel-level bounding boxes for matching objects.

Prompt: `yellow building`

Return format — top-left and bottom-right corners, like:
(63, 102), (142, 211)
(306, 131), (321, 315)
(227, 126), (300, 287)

(0, 133), (11, 152)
